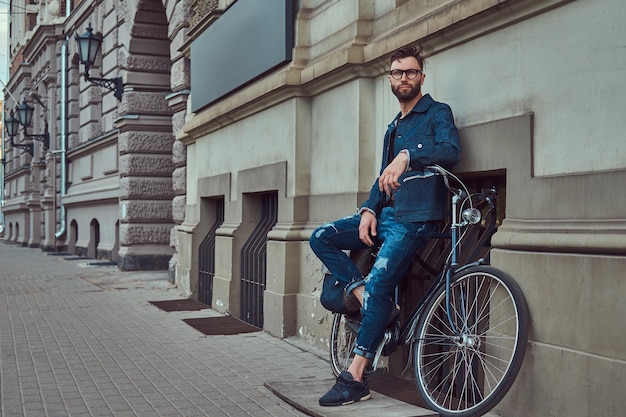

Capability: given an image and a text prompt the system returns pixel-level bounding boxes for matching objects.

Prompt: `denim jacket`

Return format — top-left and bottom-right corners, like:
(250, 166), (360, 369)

(360, 94), (461, 222)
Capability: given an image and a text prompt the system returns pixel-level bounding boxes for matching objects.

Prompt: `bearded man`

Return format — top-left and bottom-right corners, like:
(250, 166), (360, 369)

(309, 45), (461, 406)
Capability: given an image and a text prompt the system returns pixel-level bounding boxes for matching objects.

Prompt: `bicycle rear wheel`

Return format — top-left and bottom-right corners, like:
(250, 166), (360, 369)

(413, 265), (528, 417)
(329, 313), (360, 377)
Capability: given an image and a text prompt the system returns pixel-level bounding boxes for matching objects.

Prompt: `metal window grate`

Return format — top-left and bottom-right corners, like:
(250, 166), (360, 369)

(198, 199), (225, 306)
(240, 192), (278, 328)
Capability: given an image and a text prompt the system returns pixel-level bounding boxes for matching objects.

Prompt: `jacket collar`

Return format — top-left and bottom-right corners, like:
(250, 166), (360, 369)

(393, 93), (434, 122)
(412, 93), (434, 113)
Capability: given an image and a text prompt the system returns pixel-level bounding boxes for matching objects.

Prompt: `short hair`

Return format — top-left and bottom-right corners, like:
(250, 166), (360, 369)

(389, 45), (424, 70)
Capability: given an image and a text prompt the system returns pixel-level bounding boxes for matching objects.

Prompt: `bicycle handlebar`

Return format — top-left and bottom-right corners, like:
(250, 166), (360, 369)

(428, 165), (466, 197)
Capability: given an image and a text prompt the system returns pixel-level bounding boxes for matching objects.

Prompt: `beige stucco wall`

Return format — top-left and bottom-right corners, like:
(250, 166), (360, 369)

(187, 100), (298, 205)
(66, 202), (118, 255)
(429, 0), (626, 176)
(492, 250), (626, 417)
(429, 1), (626, 414)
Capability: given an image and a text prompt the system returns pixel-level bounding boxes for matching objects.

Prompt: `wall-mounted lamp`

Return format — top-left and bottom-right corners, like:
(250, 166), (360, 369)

(3, 99), (50, 156)
(4, 111), (34, 156)
(75, 23), (123, 101)
(4, 110), (21, 138)
(16, 100), (50, 149)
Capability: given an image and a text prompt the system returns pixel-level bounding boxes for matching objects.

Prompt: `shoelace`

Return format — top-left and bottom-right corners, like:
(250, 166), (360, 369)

(331, 376), (350, 392)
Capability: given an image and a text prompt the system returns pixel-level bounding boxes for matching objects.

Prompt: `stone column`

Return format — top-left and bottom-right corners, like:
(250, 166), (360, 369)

(115, 113), (175, 270)
(167, 0), (194, 282)
(27, 163), (42, 248)
(26, 198), (41, 248)
(166, 89), (190, 282)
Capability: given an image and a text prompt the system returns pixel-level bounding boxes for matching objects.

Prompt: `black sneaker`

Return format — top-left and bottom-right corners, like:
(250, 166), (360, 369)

(319, 371), (371, 406)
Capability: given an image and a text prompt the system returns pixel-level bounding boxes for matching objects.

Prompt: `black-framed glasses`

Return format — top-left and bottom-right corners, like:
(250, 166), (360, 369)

(389, 69), (423, 80)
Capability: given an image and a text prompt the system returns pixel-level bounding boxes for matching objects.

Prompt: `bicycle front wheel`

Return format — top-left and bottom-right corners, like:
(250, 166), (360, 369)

(414, 265), (529, 417)
(329, 313), (360, 377)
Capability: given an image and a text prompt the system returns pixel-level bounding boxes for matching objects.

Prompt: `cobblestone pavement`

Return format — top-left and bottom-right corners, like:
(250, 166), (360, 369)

(0, 242), (332, 417)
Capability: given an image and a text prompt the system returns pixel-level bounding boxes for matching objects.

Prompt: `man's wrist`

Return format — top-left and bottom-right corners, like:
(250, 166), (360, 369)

(400, 149), (410, 172)
(359, 207), (376, 217)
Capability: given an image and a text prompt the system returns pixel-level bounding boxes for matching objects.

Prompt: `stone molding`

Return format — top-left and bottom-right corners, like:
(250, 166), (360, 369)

(172, 167), (187, 194)
(171, 139), (187, 167)
(120, 200), (174, 222)
(119, 154), (175, 177)
(118, 131), (175, 154)
(120, 91), (173, 115)
(119, 177), (175, 200)
(131, 24), (169, 40)
(172, 195), (187, 223)
(119, 223), (173, 245)
(493, 219), (626, 256)
(125, 55), (171, 72)
(190, 0), (219, 30)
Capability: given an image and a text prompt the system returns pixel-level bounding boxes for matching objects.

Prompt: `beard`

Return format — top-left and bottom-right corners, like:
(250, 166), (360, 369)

(391, 82), (421, 102)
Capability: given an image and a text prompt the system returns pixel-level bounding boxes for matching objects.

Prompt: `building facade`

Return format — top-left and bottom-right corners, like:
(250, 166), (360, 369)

(3, 0), (187, 270)
(3, 1), (625, 416)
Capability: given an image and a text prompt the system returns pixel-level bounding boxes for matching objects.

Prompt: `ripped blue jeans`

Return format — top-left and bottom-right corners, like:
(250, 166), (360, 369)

(310, 207), (437, 359)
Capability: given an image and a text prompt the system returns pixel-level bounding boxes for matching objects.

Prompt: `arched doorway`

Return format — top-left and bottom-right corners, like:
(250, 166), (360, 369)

(89, 219), (100, 259)
(69, 220), (78, 254)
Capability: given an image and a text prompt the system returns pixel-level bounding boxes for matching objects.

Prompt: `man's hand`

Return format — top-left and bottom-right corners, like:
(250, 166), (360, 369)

(379, 151), (409, 196)
(359, 210), (378, 247)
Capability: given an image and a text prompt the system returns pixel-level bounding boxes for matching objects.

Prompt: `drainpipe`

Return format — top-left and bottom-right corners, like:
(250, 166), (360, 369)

(54, 36), (68, 239)
(1, 114), (4, 236)
(0, 0), (8, 235)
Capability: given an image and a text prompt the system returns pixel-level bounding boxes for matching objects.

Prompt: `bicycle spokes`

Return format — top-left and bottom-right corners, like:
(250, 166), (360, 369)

(415, 267), (528, 416)
(330, 314), (359, 376)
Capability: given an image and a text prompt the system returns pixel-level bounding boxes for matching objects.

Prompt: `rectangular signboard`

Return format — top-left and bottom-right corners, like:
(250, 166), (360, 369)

(191, 0), (294, 113)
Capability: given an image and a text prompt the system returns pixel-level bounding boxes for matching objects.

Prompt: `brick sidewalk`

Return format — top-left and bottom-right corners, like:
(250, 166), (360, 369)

(0, 243), (331, 417)
(1, 242), (443, 417)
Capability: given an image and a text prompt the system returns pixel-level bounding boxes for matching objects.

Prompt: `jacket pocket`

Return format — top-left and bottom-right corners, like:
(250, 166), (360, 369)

(405, 135), (435, 153)
(394, 173), (447, 221)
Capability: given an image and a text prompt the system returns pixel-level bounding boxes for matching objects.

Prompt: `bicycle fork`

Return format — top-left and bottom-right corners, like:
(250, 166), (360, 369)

(446, 192), (462, 336)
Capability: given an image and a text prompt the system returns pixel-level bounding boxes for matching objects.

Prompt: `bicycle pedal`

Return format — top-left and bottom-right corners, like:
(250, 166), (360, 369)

(382, 321), (400, 356)
(381, 341), (398, 357)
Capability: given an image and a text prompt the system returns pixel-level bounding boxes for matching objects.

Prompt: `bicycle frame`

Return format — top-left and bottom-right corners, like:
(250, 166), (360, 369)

(384, 166), (493, 359)
(445, 187), (467, 336)
(331, 171), (527, 417)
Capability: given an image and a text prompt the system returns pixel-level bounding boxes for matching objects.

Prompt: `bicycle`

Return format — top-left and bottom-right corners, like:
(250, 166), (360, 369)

(328, 165), (529, 417)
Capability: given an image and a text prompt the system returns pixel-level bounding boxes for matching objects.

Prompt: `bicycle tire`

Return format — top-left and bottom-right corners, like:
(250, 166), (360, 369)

(329, 313), (360, 377)
(413, 265), (529, 417)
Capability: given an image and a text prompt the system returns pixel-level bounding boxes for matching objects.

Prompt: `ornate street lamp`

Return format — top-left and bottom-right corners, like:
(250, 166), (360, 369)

(16, 100), (35, 127)
(4, 110), (20, 138)
(4, 110), (34, 156)
(16, 100), (50, 150)
(75, 23), (123, 101)
(3, 99), (50, 156)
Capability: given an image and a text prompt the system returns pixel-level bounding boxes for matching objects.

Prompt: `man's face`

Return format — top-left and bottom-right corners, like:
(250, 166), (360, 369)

(389, 56), (424, 102)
